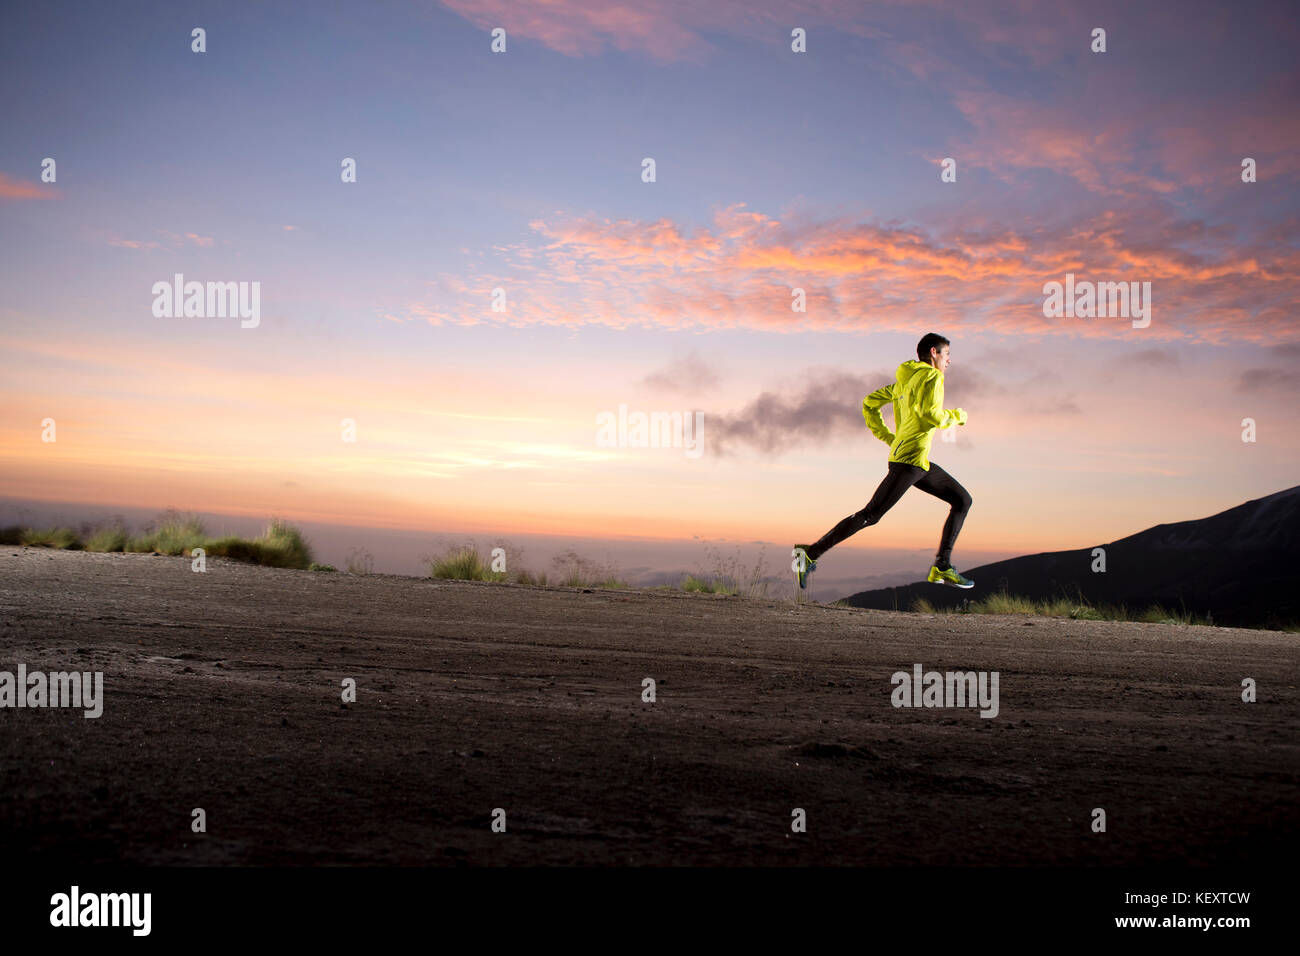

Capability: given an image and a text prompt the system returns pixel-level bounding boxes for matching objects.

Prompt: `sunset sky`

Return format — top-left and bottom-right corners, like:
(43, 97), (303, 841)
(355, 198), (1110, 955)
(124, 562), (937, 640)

(2, 0), (1298, 589)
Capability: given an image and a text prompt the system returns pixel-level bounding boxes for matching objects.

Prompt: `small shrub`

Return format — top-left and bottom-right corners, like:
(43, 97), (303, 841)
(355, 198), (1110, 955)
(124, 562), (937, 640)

(19, 527), (82, 549)
(345, 547), (375, 576)
(486, 540), (525, 582)
(550, 549), (626, 588)
(429, 544), (492, 581)
(146, 510), (208, 555)
(696, 541), (773, 599)
(205, 519), (314, 570)
(85, 526), (130, 552)
(260, 517), (313, 568)
(682, 574), (736, 594)
(1067, 605), (1106, 620)
(206, 536), (263, 563)
(978, 591), (1037, 615)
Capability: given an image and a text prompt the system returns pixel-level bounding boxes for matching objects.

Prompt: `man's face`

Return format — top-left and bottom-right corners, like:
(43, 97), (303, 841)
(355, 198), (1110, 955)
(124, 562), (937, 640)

(931, 345), (951, 371)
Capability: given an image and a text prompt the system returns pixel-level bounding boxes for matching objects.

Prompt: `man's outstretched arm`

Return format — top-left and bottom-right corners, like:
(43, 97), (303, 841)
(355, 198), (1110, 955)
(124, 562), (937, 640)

(862, 383), (897, 445)
(913, 374), (966, 431)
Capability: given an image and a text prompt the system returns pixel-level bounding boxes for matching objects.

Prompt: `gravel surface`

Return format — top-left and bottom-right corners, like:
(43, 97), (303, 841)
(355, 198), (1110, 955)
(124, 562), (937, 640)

(2, 548), (1296, 866)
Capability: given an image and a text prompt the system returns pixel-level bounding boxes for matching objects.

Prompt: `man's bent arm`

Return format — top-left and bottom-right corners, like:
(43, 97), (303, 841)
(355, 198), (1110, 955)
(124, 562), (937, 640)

(862, 383), (897, 444)
(913, 375), (962, 430)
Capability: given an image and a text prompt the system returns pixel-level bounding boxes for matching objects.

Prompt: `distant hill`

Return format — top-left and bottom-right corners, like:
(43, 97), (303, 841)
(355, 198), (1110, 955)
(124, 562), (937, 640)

(839, 485), (1300, 629)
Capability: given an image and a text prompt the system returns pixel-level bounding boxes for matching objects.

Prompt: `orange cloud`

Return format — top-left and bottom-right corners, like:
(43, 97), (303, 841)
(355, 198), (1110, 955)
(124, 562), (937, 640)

(108, 237), (162, 250)
(160, 230), (216, 247)
(105, 231), (217, 250)
(0, 172), (59, 200)
(394, 202), (1300, 345)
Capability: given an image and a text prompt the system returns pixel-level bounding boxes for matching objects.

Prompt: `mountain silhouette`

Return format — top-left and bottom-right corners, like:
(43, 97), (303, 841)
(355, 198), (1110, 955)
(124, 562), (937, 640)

(839, 485), (1300, 629)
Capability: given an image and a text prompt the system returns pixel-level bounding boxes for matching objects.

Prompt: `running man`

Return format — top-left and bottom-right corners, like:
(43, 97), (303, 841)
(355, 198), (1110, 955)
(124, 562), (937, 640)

(793, 332), (975, 590)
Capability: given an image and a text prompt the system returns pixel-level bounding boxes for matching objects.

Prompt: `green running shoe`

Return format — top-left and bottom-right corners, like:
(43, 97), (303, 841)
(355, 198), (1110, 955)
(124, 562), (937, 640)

(792, 546), (817, 589)
(928, 565), (974, 589)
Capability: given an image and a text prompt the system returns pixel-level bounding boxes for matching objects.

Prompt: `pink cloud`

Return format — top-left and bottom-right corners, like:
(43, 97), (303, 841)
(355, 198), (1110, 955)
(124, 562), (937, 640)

(108, 237), (162, 250)
(159, 230), (215, 247)
(433, 0), (1099, 80)
(394, 202), (1300, 345)
(108, 231), (217, 250)
(438, 0), (886, 63)
(436, 1), (1298, 200)
(951, 72), (1300, 198)
(0, 172), (60, 200)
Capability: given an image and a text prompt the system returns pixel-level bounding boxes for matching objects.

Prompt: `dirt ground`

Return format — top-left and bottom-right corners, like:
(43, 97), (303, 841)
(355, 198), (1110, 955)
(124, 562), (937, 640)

(1, 548), (1296, 866)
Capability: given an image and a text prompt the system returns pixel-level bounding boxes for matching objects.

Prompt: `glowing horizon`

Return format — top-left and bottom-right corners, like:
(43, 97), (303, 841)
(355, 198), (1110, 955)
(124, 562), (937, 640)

(2, 0), (1297, 563)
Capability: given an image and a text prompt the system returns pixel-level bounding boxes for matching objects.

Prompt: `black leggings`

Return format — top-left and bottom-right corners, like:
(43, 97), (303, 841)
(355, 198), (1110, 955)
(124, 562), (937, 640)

(806, 460), (972, 564)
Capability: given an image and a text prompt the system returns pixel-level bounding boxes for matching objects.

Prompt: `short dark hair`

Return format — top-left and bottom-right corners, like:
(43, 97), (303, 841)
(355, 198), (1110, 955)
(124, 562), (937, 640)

(917, 333), (950, 362)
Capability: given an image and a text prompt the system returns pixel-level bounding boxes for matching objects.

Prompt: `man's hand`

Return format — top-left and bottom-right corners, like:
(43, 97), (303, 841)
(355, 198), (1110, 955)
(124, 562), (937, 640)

(953, 408), (968, 426)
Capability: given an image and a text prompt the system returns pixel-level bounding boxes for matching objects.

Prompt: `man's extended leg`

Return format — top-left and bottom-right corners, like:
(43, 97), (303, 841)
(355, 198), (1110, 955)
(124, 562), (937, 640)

(802, 461), (926, 561)
(911, 461), (972, 569)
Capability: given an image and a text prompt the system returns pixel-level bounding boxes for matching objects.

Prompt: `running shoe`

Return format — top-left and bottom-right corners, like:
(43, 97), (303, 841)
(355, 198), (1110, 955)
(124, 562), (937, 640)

(792, 546), (817, 589)
(928, 565), (974, 588)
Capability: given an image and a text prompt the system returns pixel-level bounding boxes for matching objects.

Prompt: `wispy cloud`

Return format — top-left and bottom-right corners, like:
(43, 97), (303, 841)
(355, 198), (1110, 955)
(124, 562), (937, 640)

(1232, 365), (1300, 394)
(951, 71), (1300, 198)
(438, 0), (886, 63)
(642, 353), (721, 393)
(161, 231), (216, 247)
(397, 202), (1300, 344)
(0, 172), (59, 200)
(105, 230), (217, 251)
(1116, 348), (1181, 367)
(108, 237), (162, 250)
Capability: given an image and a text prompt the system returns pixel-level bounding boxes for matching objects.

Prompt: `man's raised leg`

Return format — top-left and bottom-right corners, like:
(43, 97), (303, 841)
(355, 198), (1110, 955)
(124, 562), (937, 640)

(796, 461), (925, 576)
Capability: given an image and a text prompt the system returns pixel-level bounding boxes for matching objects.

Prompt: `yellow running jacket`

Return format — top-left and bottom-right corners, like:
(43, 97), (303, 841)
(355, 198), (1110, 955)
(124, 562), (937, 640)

(862, 360), (967, 471)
